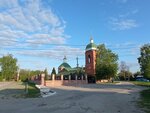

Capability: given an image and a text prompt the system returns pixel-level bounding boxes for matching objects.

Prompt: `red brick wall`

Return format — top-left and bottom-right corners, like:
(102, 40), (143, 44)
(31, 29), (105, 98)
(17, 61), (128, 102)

(85, 50), (96, 76)
(45, 80), (87, 87)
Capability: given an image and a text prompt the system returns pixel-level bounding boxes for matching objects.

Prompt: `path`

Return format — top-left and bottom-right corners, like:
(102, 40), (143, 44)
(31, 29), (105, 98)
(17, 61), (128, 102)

(0, 81), (146, 113)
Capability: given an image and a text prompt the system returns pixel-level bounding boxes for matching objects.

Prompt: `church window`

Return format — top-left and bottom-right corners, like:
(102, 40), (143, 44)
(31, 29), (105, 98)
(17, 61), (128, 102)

(88, 55), (91, 63)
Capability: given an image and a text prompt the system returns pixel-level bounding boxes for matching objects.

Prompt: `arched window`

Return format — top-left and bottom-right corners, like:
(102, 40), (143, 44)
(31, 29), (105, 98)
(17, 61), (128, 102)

(88, 55), (91, 63)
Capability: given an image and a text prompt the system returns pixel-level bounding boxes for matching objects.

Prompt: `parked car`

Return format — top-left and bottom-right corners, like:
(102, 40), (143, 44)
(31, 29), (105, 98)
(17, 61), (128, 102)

(136, 78), (149, 82)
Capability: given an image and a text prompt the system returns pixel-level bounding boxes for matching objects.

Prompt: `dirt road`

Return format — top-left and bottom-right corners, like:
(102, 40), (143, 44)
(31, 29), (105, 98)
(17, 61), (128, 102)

(0, 81), (146, 113)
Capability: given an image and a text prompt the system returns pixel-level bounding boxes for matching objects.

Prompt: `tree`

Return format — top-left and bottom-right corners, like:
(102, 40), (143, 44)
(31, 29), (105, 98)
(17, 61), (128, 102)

(51, 67), (56, 75)
(138, 44), (150, 79)
(133, 71), (141, 78)
(19, 69), (30, 81)
(0, 54), (18, 81)
(118, 61), (132, 81)
(96, 44), (118, 80)
(19, 69), (42, 81)
(44, 68), (49, 80)
(120, 61), (129, 72)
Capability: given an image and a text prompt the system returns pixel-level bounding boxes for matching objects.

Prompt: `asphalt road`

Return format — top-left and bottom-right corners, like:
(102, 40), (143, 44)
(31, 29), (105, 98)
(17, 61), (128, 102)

(0, 81), (146, 113)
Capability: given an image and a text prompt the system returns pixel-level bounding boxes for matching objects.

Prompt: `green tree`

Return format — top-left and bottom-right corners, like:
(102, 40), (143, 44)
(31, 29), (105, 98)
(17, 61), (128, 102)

(138, 44), (150, 79)
(44, 68), (49, 80)
(51, 67), (56, 75)
(19, 69), (30, 81)
(118, 61), (132, 81)
(0, 54), (18, 81)
(133, 71), (141, 78)
(19, 69), (42, 81)
(96, 44), (118, 80)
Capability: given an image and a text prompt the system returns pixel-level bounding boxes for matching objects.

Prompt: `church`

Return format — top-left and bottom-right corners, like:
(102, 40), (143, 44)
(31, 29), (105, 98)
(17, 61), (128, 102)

(57, 38), (97, 83)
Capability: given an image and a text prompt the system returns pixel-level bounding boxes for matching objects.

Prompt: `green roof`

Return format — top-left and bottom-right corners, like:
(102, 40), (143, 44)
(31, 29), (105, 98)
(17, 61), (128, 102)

(59, 62), (71, 68)
(86, 43), (97, 51)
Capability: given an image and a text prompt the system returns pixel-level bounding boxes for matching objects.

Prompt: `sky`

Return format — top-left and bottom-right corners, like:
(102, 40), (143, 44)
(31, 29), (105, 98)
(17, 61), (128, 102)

(0, 0), (150, 73)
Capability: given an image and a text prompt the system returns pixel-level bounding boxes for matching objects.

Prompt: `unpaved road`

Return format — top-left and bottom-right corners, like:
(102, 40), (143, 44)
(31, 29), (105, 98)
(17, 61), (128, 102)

(0, 81), (146, 113)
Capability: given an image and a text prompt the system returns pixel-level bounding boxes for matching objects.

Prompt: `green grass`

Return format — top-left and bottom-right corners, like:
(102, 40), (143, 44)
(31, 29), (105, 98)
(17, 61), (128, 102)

(97, 81), (120, 84)
(132, 81), (150, 113)
(25, 82), (40, 98)
(132, 81), (150, 87)
(139, 89), (150, 113)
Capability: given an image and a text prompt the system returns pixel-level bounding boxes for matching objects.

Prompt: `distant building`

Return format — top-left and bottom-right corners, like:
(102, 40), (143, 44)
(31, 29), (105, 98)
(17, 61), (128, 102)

(58, 56), (72, 73)
(58, 56), (85, 80)
(57, 38), (97, 83)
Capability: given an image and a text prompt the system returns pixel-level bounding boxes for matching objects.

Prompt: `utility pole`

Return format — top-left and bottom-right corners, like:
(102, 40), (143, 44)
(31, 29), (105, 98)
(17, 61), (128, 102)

(76, 57), (79, 68)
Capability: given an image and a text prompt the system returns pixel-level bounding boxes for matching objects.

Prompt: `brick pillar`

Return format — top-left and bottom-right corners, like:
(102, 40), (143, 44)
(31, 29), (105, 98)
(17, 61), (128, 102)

(85, 74), (88, 84)
(75, 75), (78, 86)
(81, 75), (84, 84)
(17, 72), (19, 82)
(41, 73), (45, 86)
(52, 74), (55, 81)
(61, 74), (63, 86)
(52, 74), (55, 86)
(68, 75), (71, 85)
(69, 75), (71, 80)
(61, 74), (63, 81)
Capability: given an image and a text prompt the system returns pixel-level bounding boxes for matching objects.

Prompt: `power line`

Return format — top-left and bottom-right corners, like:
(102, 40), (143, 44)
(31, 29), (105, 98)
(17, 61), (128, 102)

(1, 45), (140, 51)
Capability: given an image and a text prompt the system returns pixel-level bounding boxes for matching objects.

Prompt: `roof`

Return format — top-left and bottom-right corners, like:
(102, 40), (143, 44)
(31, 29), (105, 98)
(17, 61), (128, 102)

(58, 62), (71, 68)
(57, 67), (85, 76)
(86, 39), (97, 51)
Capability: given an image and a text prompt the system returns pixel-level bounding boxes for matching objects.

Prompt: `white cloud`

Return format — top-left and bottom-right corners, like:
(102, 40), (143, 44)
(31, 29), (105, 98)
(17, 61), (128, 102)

(17, 46), (84, 60)
(0, 0), (87, 66)
(0, 0), (84, 60)
(107, 42), (141, 58)
(109, 17), (138, 30)
(0, 0), (68, 49)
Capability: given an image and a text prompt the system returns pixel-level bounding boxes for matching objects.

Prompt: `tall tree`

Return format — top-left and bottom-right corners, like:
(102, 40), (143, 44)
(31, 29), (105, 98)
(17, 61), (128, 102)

(120, 61), (129, 72)
(44, 68), (48, 80)
(51, 67), (56, 75)
(138, 44), (150, 79)
(118, 61), (132, 80)
(0, 54), (18, 81)
(96, 44), (118, 80)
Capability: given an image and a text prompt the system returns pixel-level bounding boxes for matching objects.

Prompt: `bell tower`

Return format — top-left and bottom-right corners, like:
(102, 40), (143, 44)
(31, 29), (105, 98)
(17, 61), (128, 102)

(85, 38), (97, 83)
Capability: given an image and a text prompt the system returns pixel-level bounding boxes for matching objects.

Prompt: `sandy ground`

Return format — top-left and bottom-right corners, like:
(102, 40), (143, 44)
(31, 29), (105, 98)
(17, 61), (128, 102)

(0, 81), (146, 113)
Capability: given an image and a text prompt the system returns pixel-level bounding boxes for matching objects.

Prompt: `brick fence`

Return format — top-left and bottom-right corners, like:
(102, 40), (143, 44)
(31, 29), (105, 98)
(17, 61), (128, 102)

(41, 74), (88, 87)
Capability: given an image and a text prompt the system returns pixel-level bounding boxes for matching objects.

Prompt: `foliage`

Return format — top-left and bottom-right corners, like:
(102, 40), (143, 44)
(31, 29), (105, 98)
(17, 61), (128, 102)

(51, 67), (56, 75)
(118, 61), (132, 80)
(133, 71), (141, 78)
(0, 72), (2, 81)
(120, 61), (128, 70)
(19, 69), (30, 81)
(138, 44), (150, 79)
(44, 68), (49, 80)
(19, 69), (42, 81)
(139, 88), (150, 113)
(132, 81), (150, 113)
(96, 44), (118, 80)
(25, 82), (40, 98)
(132, 81), (150, 87)
(118, 71), (132, 80)
(0, 54), (18, 81)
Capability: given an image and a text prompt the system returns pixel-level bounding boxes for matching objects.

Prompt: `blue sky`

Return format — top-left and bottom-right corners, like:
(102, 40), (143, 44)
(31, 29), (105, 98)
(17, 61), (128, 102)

(0, 0), (150, 73)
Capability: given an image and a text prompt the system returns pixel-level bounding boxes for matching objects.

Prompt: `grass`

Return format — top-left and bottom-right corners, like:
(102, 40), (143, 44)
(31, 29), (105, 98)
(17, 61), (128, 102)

(132, 81), (150, 113)
(97, 81), (120, 84)
(139, 89), (150, 113)
(25, 82), (40, 98)
(131, 81), (150, 87)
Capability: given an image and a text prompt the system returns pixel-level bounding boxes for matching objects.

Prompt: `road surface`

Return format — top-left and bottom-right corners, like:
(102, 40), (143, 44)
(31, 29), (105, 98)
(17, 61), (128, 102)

(0, 81), (146, 113)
